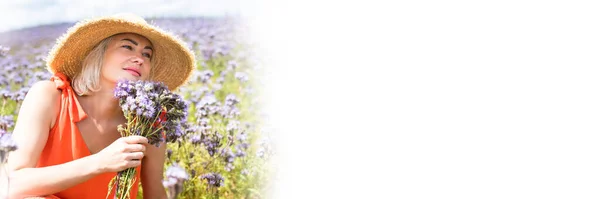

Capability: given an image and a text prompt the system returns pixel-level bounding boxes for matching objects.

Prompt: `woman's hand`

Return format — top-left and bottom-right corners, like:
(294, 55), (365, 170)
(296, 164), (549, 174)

(92, 135), (148, 173)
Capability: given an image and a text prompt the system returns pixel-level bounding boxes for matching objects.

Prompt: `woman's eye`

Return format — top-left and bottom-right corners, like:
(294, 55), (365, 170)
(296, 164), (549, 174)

(143, 53), (152, 58)
(122, 45), (133, 50)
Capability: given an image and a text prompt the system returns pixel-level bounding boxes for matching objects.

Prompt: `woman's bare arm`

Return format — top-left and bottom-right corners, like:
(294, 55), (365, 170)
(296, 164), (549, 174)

(141, 141), (168, 199)
(7, 81), (149, 198)
(6, 81), (105, 197)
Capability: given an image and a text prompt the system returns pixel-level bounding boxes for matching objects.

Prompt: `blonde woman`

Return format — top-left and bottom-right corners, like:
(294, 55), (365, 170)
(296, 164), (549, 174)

(6, 13), (195, 199)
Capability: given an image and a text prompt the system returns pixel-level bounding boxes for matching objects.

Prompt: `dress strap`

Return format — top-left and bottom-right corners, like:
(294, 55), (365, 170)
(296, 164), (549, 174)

(49, 73), (87, 122)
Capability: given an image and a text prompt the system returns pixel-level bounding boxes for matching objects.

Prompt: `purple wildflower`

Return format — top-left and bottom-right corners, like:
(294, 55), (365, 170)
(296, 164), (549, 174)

(199, 118), (210, 127)
(190, 134), (202, 144)
(0, 90), (11, 99)
(220, 148), (236, 172)
(241, 169), (249, 176)
(0, 115), (15, 130)
(165, 163), (189, 181)
(166, 149), (173, 159)
(226, 120), (240, 133)
(198, 94), (218, 107)
(199, 70), (214, 83)
(226, 60), (238, 70)
(13, 76), (24, 84)
(0, 45), (9, 57)
(199, 122), (212, 133)
(256, 137), (273, 159)
(200, 173), (225, 188)
(220, 147), (235, 163)
(10, 87), (29, 102)
(219, 106), (240, 119)
(215, 77), (224, 84)
(0, 133), (18, 162)
(162, 177), (177, 188)
(163, 163), (189, 199)
(234, 72), (249, 83)
(235, 133), (249, 158)
(202, 132), (222, 157)
(224, 163), (234, 172)
(225, 94), (239, 106)
(184, 123), (200, 135)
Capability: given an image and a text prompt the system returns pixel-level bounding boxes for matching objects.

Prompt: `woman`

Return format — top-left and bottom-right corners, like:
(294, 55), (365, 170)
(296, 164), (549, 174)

(5, 13), (195, 199)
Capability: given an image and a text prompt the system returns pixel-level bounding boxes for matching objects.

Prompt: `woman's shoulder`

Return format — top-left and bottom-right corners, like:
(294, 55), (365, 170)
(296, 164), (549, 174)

(28, 80), (61, 98)
(23, 80), (62, 128)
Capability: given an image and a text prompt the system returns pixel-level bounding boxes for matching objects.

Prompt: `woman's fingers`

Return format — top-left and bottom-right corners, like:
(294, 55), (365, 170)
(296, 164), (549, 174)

(122, 136), (148, 144)
(126, 159), (142, 168)
(126, 152), (145, 160)
(124, 144), (146, 153)
(126, 152), (144, 168)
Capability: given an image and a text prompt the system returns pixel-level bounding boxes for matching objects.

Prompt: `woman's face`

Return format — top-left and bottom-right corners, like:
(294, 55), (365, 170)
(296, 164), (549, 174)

(101, 33), (153, 84)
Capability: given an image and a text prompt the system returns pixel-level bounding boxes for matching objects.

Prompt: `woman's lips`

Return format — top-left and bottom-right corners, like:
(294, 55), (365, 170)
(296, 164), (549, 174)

(124, 68), (141, 77)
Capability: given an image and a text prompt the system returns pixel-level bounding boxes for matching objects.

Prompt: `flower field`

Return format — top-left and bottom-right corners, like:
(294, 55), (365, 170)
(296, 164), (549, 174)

(0, 17), (274, 199)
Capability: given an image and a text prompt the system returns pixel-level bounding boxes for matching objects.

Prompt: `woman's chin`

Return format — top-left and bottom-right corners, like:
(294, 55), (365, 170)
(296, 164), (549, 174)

(121, 73), (143, 81)
(112, 76), (137, 83)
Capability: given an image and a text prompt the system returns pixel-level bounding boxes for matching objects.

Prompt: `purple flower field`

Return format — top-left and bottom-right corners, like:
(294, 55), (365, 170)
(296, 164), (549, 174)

(0, 17), (274, 199)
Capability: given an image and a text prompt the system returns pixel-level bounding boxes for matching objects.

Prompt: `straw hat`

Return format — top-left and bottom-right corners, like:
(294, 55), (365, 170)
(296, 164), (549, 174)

(46, 13), (195, 90)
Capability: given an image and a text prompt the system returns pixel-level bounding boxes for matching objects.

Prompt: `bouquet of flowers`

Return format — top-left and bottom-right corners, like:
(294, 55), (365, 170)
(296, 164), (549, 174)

(107, 80), (188, 199)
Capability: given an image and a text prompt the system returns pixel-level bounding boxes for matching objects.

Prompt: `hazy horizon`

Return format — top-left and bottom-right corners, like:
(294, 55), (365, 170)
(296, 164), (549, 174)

(0, 0), (256, 32)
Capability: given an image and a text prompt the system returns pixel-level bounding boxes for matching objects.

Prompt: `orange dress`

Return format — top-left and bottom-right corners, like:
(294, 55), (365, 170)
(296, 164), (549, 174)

(32, 73), (141, 199)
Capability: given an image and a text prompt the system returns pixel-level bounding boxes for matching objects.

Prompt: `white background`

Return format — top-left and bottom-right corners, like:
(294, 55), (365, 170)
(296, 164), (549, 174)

(2, 0), (600, 198)
(252, 0), (600, 198)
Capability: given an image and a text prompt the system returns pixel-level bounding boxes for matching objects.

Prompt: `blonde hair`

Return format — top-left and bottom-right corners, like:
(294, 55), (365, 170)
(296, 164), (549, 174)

(72, 36), (112, 96)
(72, 33), (156, 96)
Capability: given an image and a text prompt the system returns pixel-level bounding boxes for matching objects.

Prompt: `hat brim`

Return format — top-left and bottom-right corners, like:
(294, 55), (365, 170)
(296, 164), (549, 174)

(46, 14), (196, 90)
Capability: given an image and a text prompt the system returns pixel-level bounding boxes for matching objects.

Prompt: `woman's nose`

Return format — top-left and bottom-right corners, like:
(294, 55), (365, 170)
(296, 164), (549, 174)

(131, 55), (144, 65)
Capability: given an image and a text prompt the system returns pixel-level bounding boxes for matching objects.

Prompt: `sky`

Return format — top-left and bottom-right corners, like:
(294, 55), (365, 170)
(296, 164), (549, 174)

(0, 0), (258, 32)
